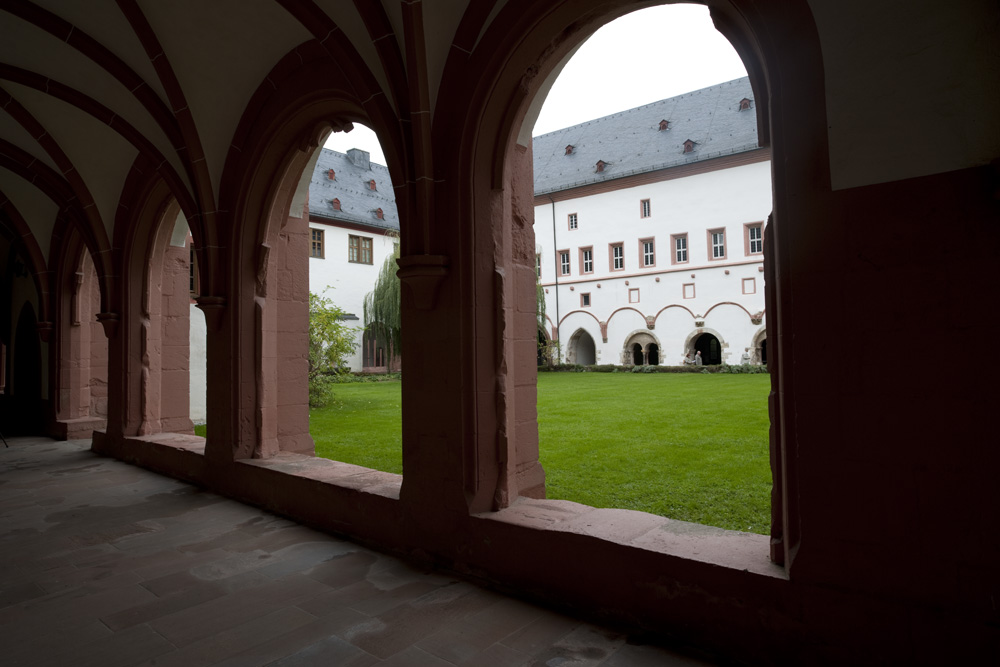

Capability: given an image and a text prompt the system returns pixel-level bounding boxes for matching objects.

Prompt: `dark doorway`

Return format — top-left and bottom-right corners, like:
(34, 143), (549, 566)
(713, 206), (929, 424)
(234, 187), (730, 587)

(760, 339), (767, 366)
(537, 330), (548, 366)
(8, 303), (43, 434)
(648, 343), (659, 365)
(632, 343), (643, 365)
(694, 333), (722, 365)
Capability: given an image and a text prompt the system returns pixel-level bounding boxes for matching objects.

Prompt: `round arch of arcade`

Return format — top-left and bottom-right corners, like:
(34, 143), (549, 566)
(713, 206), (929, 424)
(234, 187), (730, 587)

(751, 325), (768, 365)
(621, 330), (662, 366)
(565, 327), (598, 365)
(683, 326), (729, 366)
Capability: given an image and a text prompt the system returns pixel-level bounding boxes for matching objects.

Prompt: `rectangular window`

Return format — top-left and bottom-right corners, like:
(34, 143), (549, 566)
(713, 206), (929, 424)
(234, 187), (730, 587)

(629, 288), (640, 303)
(559, 250), (570, 276)
(568, 213), (578, 230)
(535, 253), (541, 278)
(611, 243), (624, 271)
(189, 245), (198, 296)
(683, 283), (695, 299)
(672, 234), (688, 264)
(640, 238), (655, 267)
(708, 228), (726, 260)
(348, 235), (373, 264)
(581, 293), (591, 307)
(745, 223), (763, 255)
(310, 228), (324, 259)
(742, 277), (756, 294)
(580, 247), (594, 274)
(640, 199), (651, 218)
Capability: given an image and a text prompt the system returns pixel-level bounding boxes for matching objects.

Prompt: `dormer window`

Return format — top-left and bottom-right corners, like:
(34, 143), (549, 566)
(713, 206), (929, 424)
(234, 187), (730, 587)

(595, 160), (607, 173)
(565, 145), (574, 155)
(658, 119), (670, 131)
(369, 179), (377, 190)
(375, 208), (384, 220)
(738, 98), (752, 111)
(327, 169), (336, 180)
(331, 198), (341, 211)
(682, 139), (696, 154)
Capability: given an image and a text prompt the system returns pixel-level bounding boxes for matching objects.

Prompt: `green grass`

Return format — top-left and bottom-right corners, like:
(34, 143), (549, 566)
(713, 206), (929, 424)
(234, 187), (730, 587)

(536, 373), (771, 533)
(199, 373), (772, 533)
(310, 382), (403, 473)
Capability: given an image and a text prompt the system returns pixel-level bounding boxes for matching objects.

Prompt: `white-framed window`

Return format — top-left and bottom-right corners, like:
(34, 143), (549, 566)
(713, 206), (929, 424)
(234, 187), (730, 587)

(672, 234), (688, 264)
(535, 253), (541, 278)
(746, 223), (763, 255)
(348, 234), (372, 264)
(568, 213), (578, 230)
(581, 292), (591, 307)
(629, 288), (640, 303)
(559, 250), (570, 276)
(581, 247), (594, 274)
(640, 199), (651, 218)
(641, 238), (655, 267)
(611, 243), (624, 271)
(709, 228), (726, 260)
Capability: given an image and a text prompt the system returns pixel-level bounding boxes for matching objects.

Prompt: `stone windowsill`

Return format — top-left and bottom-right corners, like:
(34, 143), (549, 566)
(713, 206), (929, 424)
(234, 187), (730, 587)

(479, 497), (786, 578)
(114, 435), (781, 577)
(237, 451), (402, 500)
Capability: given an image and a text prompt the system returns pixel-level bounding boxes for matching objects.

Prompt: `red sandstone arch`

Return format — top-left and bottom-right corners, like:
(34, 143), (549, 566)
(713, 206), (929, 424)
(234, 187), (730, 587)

(605, 306), (648, 327)
(214, 43), (406, 462)
(49, 234), (108, 440)
(703, 300), (754, 319)
(556, 308), (602, 328)
(651, 303), (697, 325)
(437, 0), (832, 566)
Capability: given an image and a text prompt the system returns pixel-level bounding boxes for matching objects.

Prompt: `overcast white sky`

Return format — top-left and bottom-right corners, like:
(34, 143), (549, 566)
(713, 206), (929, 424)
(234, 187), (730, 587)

(323, 4), (746, 166)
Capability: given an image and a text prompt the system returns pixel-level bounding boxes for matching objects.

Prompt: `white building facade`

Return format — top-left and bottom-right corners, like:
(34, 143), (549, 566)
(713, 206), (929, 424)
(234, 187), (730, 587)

(534, 78), (770, 366)
(307, 147), (400, 372)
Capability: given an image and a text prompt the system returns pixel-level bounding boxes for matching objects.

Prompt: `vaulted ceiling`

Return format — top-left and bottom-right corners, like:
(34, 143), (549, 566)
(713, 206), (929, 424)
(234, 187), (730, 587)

(0, 0), (500, 271)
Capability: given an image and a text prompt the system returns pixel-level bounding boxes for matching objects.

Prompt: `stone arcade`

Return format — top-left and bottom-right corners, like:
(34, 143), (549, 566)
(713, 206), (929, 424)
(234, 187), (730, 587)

(0, 1), (997, 663)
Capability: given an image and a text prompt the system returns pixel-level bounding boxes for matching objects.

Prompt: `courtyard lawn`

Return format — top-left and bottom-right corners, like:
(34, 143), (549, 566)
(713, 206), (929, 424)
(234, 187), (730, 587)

(311, 382), (403, 473)
(535, 372), (771, 534)
(305, 373), (771, 533)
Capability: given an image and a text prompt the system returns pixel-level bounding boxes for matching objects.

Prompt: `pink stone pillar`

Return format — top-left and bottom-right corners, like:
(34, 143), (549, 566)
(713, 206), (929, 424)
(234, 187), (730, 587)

(273, 210), (313, 455)
(157, 244), (193, 434)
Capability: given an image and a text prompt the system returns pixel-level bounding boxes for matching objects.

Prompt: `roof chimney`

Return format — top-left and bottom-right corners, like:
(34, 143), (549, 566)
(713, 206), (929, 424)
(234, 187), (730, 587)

(347, 148), (370, 170)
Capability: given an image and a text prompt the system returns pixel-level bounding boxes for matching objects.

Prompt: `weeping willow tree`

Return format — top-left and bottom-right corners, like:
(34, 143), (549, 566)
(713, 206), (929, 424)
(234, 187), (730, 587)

(536, 279), (546, 328)
(537, 276), (553, 365)
(363, 240), (401, 355)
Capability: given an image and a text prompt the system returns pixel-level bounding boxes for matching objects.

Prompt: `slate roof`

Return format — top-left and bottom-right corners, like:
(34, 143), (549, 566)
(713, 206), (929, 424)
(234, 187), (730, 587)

(533, 77), (760, 195)
(308, 148), (399, 231)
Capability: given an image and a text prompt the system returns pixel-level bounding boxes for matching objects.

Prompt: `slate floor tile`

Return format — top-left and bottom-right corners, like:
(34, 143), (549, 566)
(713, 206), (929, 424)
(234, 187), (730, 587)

(2, 437), (717, 667)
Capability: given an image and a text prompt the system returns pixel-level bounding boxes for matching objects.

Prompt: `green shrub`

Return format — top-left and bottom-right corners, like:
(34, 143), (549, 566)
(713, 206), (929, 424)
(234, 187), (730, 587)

(309, 373), (337, 408)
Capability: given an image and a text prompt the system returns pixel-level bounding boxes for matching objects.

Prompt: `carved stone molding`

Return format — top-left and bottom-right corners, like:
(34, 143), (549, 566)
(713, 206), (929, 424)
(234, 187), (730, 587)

(195, 296), (227, 331)
(599, 321), (608, 343)
(35, 321), (53, 343)
(695, 320), (705, 328)
(396, 255), (448, 310)
(96, 312), (120, 339)
(645, 316), (655, 330)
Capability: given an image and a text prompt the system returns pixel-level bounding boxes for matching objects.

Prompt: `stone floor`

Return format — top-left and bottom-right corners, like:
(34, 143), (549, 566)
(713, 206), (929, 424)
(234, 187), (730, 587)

(0, 436), (714, 666)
